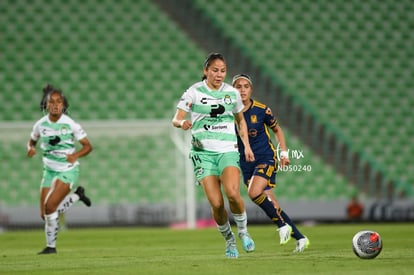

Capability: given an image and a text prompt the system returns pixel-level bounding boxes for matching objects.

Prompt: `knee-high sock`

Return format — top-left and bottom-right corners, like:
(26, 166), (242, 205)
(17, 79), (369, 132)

(44, 212), (59, 248)
(280, 210), (305, 240)
(232, 211), (248, 235)
(57, 193), (79, 214)
(252, 194), (285, 227)
(217, 220), (234, 241)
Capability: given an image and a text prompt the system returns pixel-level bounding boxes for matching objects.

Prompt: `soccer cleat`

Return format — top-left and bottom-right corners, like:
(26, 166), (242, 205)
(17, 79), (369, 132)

(239, 232), (255, 253)
(278, 224), (292, 245)
(74, 186), (91, 207)
(225, 234), (239, 259)
(293, 236), (310, 253)
(38, 246), (57, 254)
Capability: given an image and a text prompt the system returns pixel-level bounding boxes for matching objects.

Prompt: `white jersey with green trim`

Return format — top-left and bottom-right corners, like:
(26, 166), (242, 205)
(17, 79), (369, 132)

(30, 114), (87, 171)
(177, 80), (244, 153)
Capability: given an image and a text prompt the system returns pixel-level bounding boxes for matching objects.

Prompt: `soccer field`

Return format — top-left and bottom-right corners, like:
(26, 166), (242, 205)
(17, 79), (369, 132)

(0, 223), (413, 274)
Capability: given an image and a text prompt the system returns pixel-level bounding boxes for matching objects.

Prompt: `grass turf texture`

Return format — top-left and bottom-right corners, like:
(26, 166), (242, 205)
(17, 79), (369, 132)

(0, 223), (413, 274)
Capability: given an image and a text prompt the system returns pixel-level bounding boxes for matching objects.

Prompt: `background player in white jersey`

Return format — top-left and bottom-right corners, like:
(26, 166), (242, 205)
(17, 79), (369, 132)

(27, 85), (93, 254)
(172, 53), (255, 258)
(233, 74), (309, 252)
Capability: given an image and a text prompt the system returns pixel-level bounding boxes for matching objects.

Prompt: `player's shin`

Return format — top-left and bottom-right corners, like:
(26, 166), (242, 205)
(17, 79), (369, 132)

(57, 194), (79, 214)
(44, 212), (59, 248)
(252, 194), (286, 227)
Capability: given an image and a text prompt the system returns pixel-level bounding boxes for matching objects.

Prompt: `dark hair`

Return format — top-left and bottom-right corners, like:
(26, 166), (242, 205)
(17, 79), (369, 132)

(202, 52), (225, 80)
(40, 84), (69, 113)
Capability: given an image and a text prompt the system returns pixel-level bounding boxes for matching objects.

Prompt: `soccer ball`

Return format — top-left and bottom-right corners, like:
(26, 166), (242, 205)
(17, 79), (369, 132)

(352, 230), (382, 259)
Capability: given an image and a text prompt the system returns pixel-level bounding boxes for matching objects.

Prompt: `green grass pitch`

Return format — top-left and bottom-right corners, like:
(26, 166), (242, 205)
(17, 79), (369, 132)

(0, 223), (413, 274)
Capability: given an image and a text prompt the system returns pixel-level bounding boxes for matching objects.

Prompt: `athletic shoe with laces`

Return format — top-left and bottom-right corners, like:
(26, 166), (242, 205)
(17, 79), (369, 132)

(38, 246), (57, 254)
(278, 224), (292, 245)
(74, 186), (91, 207)
(238, 232), (255, 253)
(293, 236), (310, 253)
(225, 234), (239, 259)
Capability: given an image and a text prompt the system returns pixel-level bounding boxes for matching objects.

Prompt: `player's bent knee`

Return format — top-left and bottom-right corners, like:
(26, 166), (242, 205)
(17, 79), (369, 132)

(44, 203), (58, 215)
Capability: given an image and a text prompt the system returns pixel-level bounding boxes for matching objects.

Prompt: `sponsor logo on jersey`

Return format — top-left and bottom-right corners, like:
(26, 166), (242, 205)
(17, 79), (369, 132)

(248, 129), (257, 137)
(203, 124), (228, 131)
(265, 107), (273, 116)
(200, 97), (219, 104)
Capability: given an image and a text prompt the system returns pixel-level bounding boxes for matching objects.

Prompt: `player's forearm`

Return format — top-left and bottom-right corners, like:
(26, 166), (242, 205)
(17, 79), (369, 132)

(172, 118), (185, 128)
(75, 143), (92, 158)
(172, 109), (189, 128)
(26, 139), (37, 157)
(237, 119), (251, 148)
(274, 126), (288, 151)
(27, 139), (37, 150)
(70, 140), (93, 160)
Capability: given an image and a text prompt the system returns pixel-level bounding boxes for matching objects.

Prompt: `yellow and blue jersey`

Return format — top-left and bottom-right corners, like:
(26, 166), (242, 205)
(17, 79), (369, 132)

(237, 99), (279, 187)
(237, 99), (278, 158)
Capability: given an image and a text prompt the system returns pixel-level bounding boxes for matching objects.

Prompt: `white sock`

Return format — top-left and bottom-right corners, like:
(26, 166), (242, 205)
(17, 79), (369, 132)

(57, 193), (79, 214)
(44, 212), (59, 248)
(217, 220), (234, 241)
(232, 211), (248, 235)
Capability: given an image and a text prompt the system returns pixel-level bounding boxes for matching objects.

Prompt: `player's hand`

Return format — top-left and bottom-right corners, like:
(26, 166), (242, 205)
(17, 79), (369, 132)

(244, 146), (255, 162)
(66, 154), (78, 163)
(27, 147), (36, 157)
(279, 157), (290, 169)
(181, 120), (192, 130)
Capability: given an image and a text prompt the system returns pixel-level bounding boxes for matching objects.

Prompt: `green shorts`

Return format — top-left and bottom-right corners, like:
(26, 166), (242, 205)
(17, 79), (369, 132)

(189, 150), (240, 182)
(40, 166), (79, 189)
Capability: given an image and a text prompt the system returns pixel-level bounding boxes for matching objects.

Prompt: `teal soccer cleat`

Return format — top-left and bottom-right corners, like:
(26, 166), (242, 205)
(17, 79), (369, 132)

(239, 232), (255, 253)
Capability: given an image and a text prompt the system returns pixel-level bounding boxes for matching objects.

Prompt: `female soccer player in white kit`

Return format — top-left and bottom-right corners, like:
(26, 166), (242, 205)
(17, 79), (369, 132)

(27, 85), (92, 254)
(172, 53), (255, 258)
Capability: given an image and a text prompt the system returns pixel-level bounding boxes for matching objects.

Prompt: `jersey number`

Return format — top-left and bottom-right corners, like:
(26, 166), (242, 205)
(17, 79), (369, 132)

(191, 154), (202, 166)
